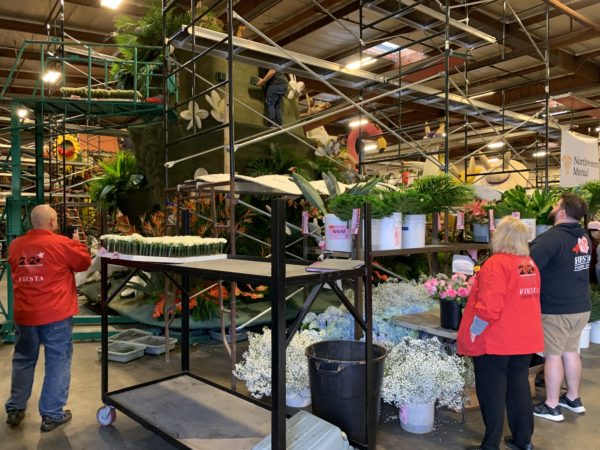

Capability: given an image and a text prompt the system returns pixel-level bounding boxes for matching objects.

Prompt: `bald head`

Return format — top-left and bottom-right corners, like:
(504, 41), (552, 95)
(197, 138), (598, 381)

(30, 205), (58, 231)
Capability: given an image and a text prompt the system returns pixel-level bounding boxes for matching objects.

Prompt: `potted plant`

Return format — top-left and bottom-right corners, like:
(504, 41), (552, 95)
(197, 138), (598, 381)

(88, 151), (158, 228)
(382, 188), (432, 248)
(387, 175), (473, 249)
(381, 337), (465, 433)
(528, 189), (559, 236)
(491, 186), (536, 241)
(233, 327), (322, 407)
(291, 171), (380, 252)
(422, 272), (473, 330)
(463, 199), (493, 243)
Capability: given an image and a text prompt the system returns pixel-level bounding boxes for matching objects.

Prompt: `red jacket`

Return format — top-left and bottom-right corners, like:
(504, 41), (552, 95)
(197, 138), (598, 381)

(457, 253), (544, 356)
(8, 229), (91, 326)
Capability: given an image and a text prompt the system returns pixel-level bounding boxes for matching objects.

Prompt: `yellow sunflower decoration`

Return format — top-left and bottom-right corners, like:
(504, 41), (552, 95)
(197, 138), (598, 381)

(54, 134), (81, 162)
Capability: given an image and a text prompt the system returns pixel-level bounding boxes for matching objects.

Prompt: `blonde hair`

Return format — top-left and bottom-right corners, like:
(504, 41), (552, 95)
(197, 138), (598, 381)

(491, 216), (530, 256)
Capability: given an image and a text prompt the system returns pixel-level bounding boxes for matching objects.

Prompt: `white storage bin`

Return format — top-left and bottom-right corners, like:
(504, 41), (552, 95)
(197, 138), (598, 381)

(108, 328), (152, 342)
(133, 335), (178, 355)
(97, 341), (146, 363)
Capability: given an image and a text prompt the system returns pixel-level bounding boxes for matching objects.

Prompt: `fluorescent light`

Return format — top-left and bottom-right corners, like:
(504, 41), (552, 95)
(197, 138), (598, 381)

(43, 70), (61, 83)
(348, 118), (368, 128)
(346, 57), (375, 70)
(100, 0), (122, 9)
(533, 151), (547, 158)
(487, 157), (499, 163)
(17, 108), (28, 118)
(363, 143), (378, 152)
(469, 91), (495, 100)
(487, 142), (505, 149)
(595, 126), (600, 132)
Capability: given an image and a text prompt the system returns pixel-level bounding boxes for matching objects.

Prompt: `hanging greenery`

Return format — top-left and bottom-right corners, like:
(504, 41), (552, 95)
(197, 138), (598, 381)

(111, 1), (223, 91)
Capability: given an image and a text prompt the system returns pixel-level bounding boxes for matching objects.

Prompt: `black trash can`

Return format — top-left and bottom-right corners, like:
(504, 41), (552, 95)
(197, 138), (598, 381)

(305, 340), (387, 446)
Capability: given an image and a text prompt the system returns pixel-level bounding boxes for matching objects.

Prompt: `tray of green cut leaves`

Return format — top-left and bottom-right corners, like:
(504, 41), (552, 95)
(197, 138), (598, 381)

(109, 328), (152, 342)
(96, 341), (146, 363)
(99, 234), (227, 262)
(132, 335), (178, 355)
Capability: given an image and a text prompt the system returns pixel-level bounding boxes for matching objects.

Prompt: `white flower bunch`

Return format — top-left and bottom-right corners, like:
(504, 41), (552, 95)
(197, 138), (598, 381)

(233, 327), (323, 398)
(381, 337), (465, 410)
(372, 279), (437, 319)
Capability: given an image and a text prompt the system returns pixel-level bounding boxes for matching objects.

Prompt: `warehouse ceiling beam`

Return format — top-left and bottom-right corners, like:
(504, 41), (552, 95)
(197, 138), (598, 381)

(517, 0), (598, 28)
(547, 0), (600, 30)
(0, 17), (110, 43)
(275, 1), (361, 47)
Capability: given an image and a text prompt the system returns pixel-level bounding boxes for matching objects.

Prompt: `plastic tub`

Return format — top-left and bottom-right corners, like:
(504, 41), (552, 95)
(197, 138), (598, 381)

(372, 213), (402, 251)
(324, 214), (352, 252)
(133, 335), (178, 355)
(402, 214), (426, 249)
(108, 328), (152, 342)
(97, 341), (146, 363)
(399, 400), (435, 434)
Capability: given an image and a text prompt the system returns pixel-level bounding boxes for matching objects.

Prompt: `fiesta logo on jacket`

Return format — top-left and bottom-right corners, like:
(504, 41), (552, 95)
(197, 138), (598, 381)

(572, 237), (591, 272)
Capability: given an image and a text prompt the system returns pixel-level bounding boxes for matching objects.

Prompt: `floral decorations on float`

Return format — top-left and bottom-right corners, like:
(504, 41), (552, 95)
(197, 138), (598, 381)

(423, 272), (473, 330)
(381, 337), (466, 434)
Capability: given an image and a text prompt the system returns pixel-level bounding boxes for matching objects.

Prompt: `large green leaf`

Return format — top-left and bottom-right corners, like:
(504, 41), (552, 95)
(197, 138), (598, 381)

(291, 172), (326, 214)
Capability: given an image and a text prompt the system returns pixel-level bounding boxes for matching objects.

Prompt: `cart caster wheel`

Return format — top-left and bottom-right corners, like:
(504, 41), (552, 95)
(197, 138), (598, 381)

(97, 405), (116, 426)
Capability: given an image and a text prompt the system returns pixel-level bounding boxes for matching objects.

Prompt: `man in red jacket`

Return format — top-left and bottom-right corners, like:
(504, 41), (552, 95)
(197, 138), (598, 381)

(5, 205), (91, 432)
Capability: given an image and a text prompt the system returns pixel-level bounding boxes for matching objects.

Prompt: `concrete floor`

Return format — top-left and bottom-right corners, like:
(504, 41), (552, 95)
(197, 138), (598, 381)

(1, 336), (600, 450)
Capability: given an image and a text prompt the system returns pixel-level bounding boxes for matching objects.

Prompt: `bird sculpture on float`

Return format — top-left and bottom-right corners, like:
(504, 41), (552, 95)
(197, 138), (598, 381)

(448, 152), (529, 191)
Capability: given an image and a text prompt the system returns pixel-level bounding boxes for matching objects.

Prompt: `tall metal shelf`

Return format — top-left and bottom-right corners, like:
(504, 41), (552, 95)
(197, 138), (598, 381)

(99, 199), (376, 450)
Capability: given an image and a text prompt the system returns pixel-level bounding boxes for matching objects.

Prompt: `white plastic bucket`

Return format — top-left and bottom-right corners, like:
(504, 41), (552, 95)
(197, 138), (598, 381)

(324, 214), (352, 252)
(521, 218), (536, 242)
(399, 400), (435, 434)
(590, 321), (600, 344)
(580, 323), (592, 349)
(286, 388), (311, 408)
(372, 213), (402, 251)
(402, 214), (426, 249)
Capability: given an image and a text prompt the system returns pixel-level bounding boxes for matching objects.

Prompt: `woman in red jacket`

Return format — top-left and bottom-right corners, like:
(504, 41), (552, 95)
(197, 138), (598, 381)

(458, 216), (544, 450)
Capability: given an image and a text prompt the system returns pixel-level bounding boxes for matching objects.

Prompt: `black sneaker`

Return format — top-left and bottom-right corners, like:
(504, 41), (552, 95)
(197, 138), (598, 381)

(6, 409), (25, 426)
(533, 403), (564, 422)
(505, 436), (534, 450)
(558, 394), (585, 413)
(40, 410), (72, 432)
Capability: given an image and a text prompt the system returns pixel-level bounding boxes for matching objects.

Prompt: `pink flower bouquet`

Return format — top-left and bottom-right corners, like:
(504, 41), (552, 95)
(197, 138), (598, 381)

(422, 272), (473, 306)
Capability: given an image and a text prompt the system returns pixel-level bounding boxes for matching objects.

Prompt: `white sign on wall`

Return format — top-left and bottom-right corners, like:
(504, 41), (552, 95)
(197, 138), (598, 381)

(560, 128), (600, 187)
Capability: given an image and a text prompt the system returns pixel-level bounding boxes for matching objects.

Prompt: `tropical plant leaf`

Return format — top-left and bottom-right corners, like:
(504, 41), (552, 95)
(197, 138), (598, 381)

(322, 171), (341, 198)
(291, 172), (326, 214)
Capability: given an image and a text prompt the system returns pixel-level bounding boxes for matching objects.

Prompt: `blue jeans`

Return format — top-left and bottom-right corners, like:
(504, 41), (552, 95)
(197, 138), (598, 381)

(265, 83), (287, 126)
(5, 318), (73, 419)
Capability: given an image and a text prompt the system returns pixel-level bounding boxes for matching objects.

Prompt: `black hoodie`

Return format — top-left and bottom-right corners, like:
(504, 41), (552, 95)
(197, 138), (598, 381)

(530, 223), (591, 314)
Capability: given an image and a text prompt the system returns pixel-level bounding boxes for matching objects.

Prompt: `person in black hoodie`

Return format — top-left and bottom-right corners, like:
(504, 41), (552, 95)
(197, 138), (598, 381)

(530, 192), (591, 423)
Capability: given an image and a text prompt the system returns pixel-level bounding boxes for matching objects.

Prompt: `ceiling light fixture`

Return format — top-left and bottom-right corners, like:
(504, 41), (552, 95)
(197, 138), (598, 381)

(533, 151), (547, 158)
(346, 57), (375, 70)
(17, 108), (28, 118)
(348, 118), (368, 128)
(363, 143), (378, 152)
(100, 0), (122, 9)
(42, 70), (61, 83)
(486, 141), (505, 149)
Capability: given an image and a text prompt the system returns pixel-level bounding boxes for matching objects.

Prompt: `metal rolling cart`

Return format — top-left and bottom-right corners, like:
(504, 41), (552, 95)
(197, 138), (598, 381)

(97, 199), (376, 450)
